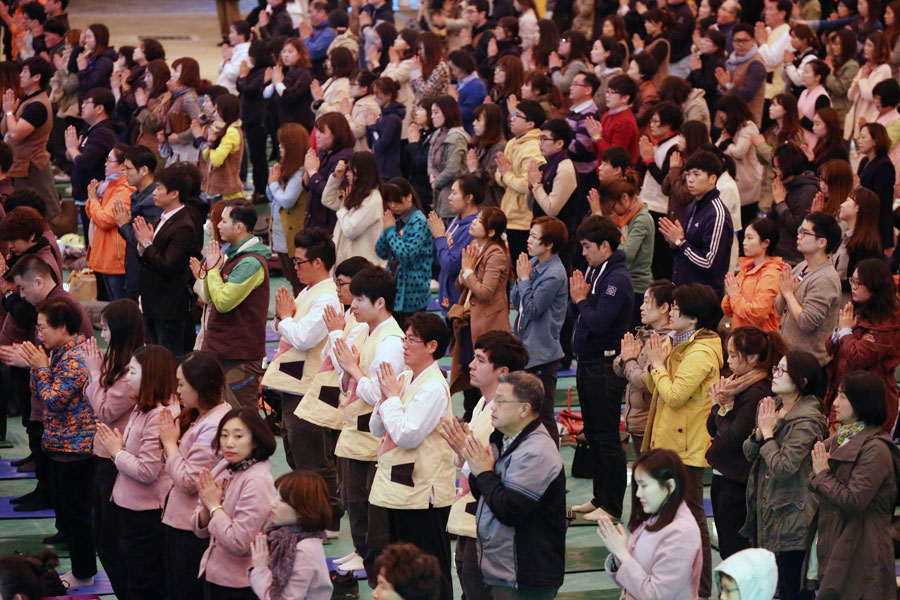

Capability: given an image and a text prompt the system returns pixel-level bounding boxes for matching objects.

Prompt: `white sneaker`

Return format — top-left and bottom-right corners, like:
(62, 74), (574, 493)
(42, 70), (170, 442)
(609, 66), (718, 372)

(334, 551), (360, 565)
(60, 571), (94, 590)
(325, 529), (340, 539)
(338, 555), (365, 573)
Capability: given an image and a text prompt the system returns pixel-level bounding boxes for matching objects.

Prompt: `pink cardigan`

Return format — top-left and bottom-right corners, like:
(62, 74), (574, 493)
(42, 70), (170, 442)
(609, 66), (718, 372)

(797, 85), (829, 150)
(112, 400), (180, 511)
(191, 459), (276, 589)
(86, 376), (135, 459)
(162, 402), (232, 531)
(606, 502), (702, 600)
(248, 537), (333, 600)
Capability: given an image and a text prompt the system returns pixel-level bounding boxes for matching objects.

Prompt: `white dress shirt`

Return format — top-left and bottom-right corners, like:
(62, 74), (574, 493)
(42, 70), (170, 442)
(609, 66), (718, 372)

(370, 362), (449, 450)
(273, 279), (342, 351)
(330, 317), (405, 407)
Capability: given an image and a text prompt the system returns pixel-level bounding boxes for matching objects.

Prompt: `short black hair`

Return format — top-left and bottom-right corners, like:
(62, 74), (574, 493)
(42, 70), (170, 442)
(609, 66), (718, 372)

(293, 227), (336, 270)
(0, 141), (13, 174)
(769, 0), (793, 19)
(349, 266), (396, 313)
(632, 53), (659, 81)
(873, 79), (900, 109)
(517, 99), (546, 129)
(683, 148), (723, 178)
(734, 23), (754, 37)
(671, 283), (722, 331)
(606, 74), (637, 105)
(155, 165), (191, 202)
(803, 211), (842, 254)
(22, 57), (52, 90)
(328, 8), (350, 28)
(9, 253), (54, 282)
(5, 188), (45, 216)
(212, 407), (277, 461)
(783, 350), (825, 398)
(44, 15), (67, 36)
(406, 312), (450, 359)
(124, 144), (158, 173)
(498, 371), (545, 413)
(230, 19), (252, 41)
(541, 118), (573, 148)
(746, 218), (779, 255)
(335, 257), (372, 279)
(36, 296), (82, 334)
(472, 0), (490, 13)
(474, 331), (529, 371)
(22, 2), (46, 24)
(576, 215), (621, 250)
(574, 71), (600, 94)
(838, 371), (887, 427)
(447, 49), (476, 74)
(223, 199), (257, 234)
(141, 38), (166, 62)
(601, 146), (633, 171)
(653, 102), (683, 131)
(86, 88), (116, 117)
(773, 143), (808, 179)
(645, 279), (675, 308)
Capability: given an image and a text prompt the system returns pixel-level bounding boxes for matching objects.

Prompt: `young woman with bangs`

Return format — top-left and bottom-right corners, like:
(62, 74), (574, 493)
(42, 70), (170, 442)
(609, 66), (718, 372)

(465, 104), (506, 207)
(133, 59), (171, 155)
(321, 151), (384, 266)
(823, 29), (860, 124)
(411, 31), (451, 103)
(264, 38), (315, 131)
(267, 123), (309, 295)
(834, 187), (884, 293)
(549, 30), (592, 95)
(809, 107), (849, 168)
(812, 158), (853, 216)
(304, 112), (354, 231)
(752, 93), (804, 213)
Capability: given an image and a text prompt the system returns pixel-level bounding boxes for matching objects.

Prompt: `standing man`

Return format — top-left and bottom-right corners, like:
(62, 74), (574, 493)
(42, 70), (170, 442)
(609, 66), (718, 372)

(715, 24), (766, 125)
(568, 215), (634, 522)
(565, 72), (601, 222)
(369, 312), (456, 600)
(461, 0), (495, 73)
(714, 0), (741, 53)
(2, 57), (58, 221)
(262, 227), (345, 533)
(461, 371), (566, 600)
(528, 118), (578, 243)
(300, 2), (337, 80)
(115, 145), (160, 301)
(666, 0), (697, 78)
(131, 166), (197, 360)
(201, 198), (271, 408)
(754, 0), (791, 125)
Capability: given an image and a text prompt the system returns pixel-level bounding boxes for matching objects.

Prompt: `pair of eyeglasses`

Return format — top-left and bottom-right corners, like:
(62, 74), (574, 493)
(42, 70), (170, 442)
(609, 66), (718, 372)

(292, 257), (313, 267)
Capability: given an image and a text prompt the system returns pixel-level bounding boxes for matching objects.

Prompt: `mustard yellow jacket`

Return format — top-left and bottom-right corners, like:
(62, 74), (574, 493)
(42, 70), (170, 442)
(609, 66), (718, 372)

(642, 329), (723, 467)
(494, 128), (545, 232)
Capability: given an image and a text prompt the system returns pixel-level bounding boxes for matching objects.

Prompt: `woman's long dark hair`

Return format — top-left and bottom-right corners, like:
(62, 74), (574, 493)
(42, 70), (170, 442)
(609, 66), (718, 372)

(209, 93), (242, 149)
(812, 108), (848, 166)
(768, 93), (802, 145)
(852, 258), (900, 323)
(343, 151), (382, 211)
(716, 92), (756, 137)
(471, 104), (505, 148)
(846, 188), (883, 258)
(628, 449), (688, 533)
(100, 299), (145, 389)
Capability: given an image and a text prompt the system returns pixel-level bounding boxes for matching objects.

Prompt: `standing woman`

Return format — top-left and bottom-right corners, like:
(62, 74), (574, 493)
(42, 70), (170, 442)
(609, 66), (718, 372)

(267, 123), (310, 296)
(741, 350), (827, 600)
(707, 327), (784, 560)
(311, 47), (354, 119)
(844, 31), (892, 141)
(549, 30), (592, 95)
(382, 29), (419, 139)
(367, 77), (406, 181)
(465, 104), (506, 207)
(782, 25), (821, 98)
(833, 188), (883, 289)
(133, 59), (171, 155)
(159, 57), (202, 165)
(191, 407), (278, 600)
(411, 32), (451, 103)
(823, 30), (860, 126)
(810, 108), (849, 168)
(770, 143), (819, 266)
(320, 151), (384, 266)
(304, 112), (354, 232)
(84, 299), (144, 597)
(93, 345), (179, 600)
(515, 0), (540, 51)
(825, 258), (900, 433)
(236, 40), (274, 203)
(428, 95), (471, 221)
(797, 60), (832, 151)
(810, 371), (899, 600)
(345, 70), (380, 152)
(264, 38), (315, 132)
(814, 158), (854, 217)
(489, 55), (525, 133)
(377, 179), (433, 322)
(715, 93), (763, 226)
(405, 101), (436, 214)
(886, 1), (900, 76)
(626, 53), (659, 130)
(599, 449), (702, 600)
(856, 122), (896, 250)
(71, 24), (116, 103)
(722, 218), (787, 332)
(752, 94), (804, 215)
(194, 93), (245, 202)
(158, 352), (231, 600)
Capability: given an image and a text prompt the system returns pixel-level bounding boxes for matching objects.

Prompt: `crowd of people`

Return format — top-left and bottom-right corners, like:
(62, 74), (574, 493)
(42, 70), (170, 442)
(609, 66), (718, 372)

(0, 0), (899, 598)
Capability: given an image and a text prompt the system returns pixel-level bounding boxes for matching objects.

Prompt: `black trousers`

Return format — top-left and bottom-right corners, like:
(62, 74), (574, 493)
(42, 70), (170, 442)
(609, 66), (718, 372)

(455, 535), (491, 600)
(203, 579), (255, 600)
(118, 506), (166, 600)
(244, 122), (269, 195)
(27, 421), (52, 503)
(649, 211), (673, 280)
(685, 466), (712, 599)
(50, 457), (97, 578)
(776, 549), (812, 600)
(386, 506), (453, 600)
(491, 587), (558, 600)
(94, 457), (126, 595)
(339, 457), (389, 585)
(145, 317), (186, 363)
(165, 525), (209, 600)
(506, 229), (529, 267)
(710, 474), (751, 560)
(526, 360), (561, 446)
(281, 392), (344, 530)
(575, 359), (627, 518)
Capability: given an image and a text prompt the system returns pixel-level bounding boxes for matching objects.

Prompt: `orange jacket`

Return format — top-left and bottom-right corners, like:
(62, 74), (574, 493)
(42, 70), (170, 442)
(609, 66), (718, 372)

(86, 176), (135, 275)
(721, 256), (787, 332)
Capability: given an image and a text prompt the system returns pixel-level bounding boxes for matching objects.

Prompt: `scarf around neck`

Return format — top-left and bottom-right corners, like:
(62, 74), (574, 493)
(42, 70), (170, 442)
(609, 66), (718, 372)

(226, 457), (258, 472)
(539, 149), (568, 195)
(716, 369), (769, 415)
(836, 421), (866, 447)
(726, 44), (759, 70)
(266, 524), (327, 600)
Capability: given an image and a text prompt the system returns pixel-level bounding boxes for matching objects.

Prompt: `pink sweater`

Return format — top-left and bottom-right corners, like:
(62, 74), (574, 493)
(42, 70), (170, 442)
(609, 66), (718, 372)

(798, 85), (829, 150)
(86, 376), (135, 459)
(162, 402), (232, 531)
(248, 538), (333, 600)
(606, 502), (702, 600)
(112, 401), (180, 511)
(191, 459), (276, 589)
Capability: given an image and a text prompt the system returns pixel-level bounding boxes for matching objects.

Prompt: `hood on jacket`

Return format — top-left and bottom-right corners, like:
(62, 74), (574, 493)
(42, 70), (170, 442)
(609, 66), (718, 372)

(681, 328), (724, 370)
(686, 88), (706, 104)
(227, 235), (273, 260)
(382, 103), (407, 119)
(738, 255), (786, 275)
(784, 171), (818, 190)
(444, 126), (471, 145)
(714, 548), (777, 600)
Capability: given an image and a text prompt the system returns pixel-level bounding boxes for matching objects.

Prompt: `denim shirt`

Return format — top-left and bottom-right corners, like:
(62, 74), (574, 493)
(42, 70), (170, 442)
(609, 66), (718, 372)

(510, 253), (568, 367)
(433, 211), (478, 315)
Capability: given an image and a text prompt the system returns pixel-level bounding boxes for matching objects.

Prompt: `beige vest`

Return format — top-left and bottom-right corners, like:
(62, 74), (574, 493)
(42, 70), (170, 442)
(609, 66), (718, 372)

(334, 318), (405, 461)
(295, 314), (368, 430)
(261, 279), (337, 394)
(369, 363), (456, 510)
(447, 395), (494, 537)
(764, 24), (790, 99)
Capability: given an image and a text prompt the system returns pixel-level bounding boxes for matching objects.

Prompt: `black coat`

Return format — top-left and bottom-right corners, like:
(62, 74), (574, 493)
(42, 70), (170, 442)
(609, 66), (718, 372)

(71, 118), (119, 203)
(706, 377), (771, 484)
(306, 146), (353, 232)
(237, 66), (269, 126)
(272, 66), (315, 132)
(137, 204), (198, 320)
(366, 102), (406, 181)
(858, 154), (896, 249)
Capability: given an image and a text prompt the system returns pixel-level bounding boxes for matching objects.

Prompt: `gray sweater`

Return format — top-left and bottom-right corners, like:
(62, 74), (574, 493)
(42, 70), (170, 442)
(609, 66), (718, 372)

(774, 258), (841, 366)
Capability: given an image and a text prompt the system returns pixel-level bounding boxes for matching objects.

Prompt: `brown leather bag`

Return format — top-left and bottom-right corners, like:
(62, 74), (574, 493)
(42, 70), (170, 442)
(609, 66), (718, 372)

(49, 199), (78, 236)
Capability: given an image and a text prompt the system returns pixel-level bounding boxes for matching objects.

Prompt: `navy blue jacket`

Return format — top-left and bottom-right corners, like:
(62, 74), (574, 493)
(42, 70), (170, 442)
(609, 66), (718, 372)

(672, 188), (734, 297)
(118, 182), (162, 295)
(72, 118), (119, 203)
(367, 102), (406, 181)
(571, 249), (634, 361)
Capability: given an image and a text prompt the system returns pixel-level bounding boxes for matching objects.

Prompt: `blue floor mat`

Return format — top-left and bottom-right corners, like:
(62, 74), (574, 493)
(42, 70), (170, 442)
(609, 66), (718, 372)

(0, 496), (54, 519)
(63, 570), (114, 596)
(0, 459), (35, 480)
(326, 557), (367, 579)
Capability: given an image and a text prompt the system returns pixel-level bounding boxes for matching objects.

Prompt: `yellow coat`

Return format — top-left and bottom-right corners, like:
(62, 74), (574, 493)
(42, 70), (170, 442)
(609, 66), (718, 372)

(495, 128), (545, 232)
(642, 329), (723, 467)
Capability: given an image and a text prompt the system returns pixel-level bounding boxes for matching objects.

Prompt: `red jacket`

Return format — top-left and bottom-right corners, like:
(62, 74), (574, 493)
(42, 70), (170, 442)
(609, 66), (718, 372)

(595, 107), (639, 167)
(825, 311), (900, 433)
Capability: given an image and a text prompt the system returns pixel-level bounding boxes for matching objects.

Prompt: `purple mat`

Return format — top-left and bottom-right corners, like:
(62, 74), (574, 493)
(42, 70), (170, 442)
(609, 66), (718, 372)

(0, 459), (36, 479)
(266, 344), (277, 362)
(66, 571), (114, 596)
(326, 557), (367, 579)
(266, 328), (279, 342)
(703, 498), (713, 517)
(427, 297), (440, 311)
(0, 496), (54, 518)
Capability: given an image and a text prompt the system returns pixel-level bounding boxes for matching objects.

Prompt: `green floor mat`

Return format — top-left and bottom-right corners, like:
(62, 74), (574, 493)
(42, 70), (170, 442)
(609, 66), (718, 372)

(0, 536), (68, 558)
(564, 545), (609, 573)
(556, 589), (622, 600)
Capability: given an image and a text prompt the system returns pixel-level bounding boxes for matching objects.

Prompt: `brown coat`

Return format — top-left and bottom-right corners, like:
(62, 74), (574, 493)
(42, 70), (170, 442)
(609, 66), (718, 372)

(731, 55), (766, 126)
(455, 242), (510, 342)
(811, 426), (899, 600)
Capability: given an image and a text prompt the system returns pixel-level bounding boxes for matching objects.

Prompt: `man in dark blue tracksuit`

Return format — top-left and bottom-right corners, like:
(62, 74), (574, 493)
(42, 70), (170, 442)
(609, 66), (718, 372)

(568, 215), (634, 521)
